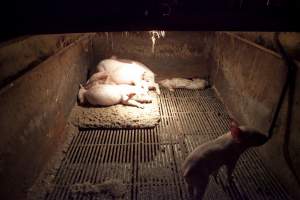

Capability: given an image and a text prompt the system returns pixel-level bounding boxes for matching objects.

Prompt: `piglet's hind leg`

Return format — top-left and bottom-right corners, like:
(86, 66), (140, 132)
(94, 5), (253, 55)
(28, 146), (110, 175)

(154, 83), (161, 95)
(193, 176), (209, 200)
(225, 155), (239, 183)
(121, 94), (144, 109)
(126, 100), (144, 109)
(87, 71), (108, 83)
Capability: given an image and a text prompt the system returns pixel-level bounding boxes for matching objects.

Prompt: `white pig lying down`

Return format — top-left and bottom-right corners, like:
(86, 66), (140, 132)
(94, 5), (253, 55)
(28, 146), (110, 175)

(159, 78), (208, 92)
(89, 57), (160, 94)
(182, 122), (268, 200)
(77, 83), (152, 109)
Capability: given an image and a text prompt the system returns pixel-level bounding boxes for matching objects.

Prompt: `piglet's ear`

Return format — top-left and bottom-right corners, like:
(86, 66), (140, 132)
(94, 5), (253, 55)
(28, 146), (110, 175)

(230, 122), (242, 140)
(231, 126), (242, 139)
(128, 93), (136, 98)
(230, 120), (239, 128)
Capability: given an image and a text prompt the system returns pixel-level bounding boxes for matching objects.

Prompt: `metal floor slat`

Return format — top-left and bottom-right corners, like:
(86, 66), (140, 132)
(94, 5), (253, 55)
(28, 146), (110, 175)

(46, 88), (292, 200)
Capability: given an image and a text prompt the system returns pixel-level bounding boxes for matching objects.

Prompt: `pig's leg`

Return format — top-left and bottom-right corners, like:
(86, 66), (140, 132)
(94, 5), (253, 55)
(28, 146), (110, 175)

(87, 71), (108, 83)
(187, 183), (194, 199)
(154, 83), (161, 95)
(121, 94), (144, 109)
(193, 175), (209, 200)
(104, 76), (117, 84)
(184, 178), (194, 199)
(131, 94), (152, 103)
(78, 85), (87, 104)
(126, 99), (145, 109)
(225, 156), (239, 183)
(168, 87), (175, 92)
(212, 170), (219, 183)
(84, 80), (101, 89)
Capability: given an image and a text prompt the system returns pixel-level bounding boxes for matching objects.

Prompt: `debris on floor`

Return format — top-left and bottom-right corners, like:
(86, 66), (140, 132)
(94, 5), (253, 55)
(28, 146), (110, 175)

(70, 179), (127, 199)
(70, 91), (160, 129)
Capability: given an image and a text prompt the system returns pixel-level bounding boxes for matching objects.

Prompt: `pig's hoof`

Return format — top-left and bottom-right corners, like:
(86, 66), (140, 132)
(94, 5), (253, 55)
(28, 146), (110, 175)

(228, 176), (234, 184)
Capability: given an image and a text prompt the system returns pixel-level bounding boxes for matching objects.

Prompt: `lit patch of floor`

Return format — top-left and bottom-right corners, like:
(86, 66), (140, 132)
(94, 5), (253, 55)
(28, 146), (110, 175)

(45, 88), (291, 200)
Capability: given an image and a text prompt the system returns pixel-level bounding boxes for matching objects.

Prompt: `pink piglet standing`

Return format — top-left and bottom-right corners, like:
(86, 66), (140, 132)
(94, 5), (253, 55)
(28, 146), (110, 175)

(182, 121), (268, 200)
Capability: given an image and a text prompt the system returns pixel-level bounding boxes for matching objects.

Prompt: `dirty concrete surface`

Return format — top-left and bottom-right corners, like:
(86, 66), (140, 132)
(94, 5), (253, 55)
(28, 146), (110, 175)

(0, 33), (84, 87)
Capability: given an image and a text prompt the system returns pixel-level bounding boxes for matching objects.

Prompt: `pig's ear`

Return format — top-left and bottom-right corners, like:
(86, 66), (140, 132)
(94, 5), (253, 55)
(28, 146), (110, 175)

(102, 74), (109, 80)
(230, 122), (242, 140)
(230, 120), (239, 128)
(128, 93), (136, 98)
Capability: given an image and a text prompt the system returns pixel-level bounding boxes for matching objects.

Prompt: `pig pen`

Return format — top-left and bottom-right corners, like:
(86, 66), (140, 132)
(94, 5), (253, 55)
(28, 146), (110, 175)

(0, 32), (299, 200)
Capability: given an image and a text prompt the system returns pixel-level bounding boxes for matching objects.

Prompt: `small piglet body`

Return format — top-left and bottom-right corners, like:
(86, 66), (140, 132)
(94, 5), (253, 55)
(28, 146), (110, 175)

(182, 124), (268, 200)
(78, 84), (152, 108)
(159, 78), (208, 92)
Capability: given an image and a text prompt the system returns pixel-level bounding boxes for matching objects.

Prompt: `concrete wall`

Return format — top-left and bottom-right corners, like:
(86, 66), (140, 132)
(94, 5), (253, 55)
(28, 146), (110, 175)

(234, 32), (300, 61)
(0, 33), (83, 87)
(0, 34), (92, 200)
(91, 32), (214, 81)
(212, 32), (300, 199)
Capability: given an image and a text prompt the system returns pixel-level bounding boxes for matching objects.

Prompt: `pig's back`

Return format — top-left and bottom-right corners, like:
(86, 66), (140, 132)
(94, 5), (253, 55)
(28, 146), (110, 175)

(97, 59), (144, 73)
(115, 58), (153, 74)
(84, 85), (122, 106)
(97, 59), (124, 72)
(97, 59), (145, 84)
(182, 136), (230, 178)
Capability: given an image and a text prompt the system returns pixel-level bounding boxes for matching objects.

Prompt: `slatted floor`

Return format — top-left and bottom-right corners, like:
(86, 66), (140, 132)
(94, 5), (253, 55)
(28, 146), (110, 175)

(45, 88), (291, 200)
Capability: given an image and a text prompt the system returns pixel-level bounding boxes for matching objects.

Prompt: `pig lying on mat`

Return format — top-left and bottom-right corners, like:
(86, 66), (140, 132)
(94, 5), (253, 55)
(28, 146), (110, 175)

(88, 56), (160, 94)
(182, 121), (268, 200)
(78, 83), (152, 109)
(78, 56), (159, 108)
(159, 78), (208, 92)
